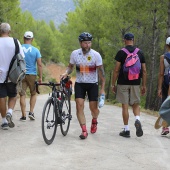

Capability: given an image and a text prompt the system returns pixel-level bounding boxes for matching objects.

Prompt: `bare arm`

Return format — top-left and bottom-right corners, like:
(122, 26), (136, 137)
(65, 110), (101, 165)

(66, 63), (74, 75)
(111, 61), (121, 93)
(158, 55), (164, 97)
(97, 65), (105, 95)
(37, 58), (42, 83)
(61, 63), (74, 79)
(141, 63), (147, 96)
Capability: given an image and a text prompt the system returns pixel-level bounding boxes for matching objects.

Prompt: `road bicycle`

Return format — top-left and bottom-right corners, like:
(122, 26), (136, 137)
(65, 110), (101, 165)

(35, 77), (72, 145)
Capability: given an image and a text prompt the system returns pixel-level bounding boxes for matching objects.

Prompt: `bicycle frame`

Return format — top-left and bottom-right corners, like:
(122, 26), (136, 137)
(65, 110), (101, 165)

(35, 77), (72, 145)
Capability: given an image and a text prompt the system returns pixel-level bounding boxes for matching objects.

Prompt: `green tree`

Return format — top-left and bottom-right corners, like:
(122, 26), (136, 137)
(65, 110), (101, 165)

(2, 0), (168, 110)
(60, 0), (169, 110)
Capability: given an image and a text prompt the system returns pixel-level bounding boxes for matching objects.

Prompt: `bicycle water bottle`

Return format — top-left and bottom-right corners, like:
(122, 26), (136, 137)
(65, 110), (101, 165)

(98, 94), (105, 108)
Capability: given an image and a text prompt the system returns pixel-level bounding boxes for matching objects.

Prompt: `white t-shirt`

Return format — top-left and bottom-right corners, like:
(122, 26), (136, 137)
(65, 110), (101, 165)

(70, 48), (103, 83)
(0, 37), (25, 83)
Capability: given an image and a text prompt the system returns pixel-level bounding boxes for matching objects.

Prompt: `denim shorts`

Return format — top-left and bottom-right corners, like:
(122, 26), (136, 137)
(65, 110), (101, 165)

(0, 82), (17, 98)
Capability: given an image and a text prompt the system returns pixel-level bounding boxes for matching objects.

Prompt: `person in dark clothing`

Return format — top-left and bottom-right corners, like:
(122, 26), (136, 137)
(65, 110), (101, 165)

(157, 37), (170, 135)
(111, 33), (147, 138)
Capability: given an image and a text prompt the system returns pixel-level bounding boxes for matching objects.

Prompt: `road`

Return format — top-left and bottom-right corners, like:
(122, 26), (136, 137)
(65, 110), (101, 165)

(0, 94), (170, 170)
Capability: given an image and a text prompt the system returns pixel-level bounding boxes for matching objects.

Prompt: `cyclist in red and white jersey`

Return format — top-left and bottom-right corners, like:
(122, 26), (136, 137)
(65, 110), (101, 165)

(61, 32), (105, 139)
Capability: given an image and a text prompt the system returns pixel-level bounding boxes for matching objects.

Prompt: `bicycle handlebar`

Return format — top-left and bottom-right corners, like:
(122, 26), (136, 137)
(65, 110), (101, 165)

(35, 76), (71, 94)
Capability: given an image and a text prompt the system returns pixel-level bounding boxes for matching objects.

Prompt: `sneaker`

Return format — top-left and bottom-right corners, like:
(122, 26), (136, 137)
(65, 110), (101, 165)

(79, 131), (88, 139)
(6, 113), (15, 128)
(119, 129), (130, 138)
(28, 112), (35, 120)
(1, 123), (9, 130)
(161, 127), (169, 135)
(91, 119), (98, 133)
(135, 120), (143, 137)
(20, 116), (26, 122)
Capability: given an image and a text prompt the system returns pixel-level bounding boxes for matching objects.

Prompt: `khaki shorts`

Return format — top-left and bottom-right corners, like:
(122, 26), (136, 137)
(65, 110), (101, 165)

(19, 75), (36, 96)
(116, 85), (140, 105)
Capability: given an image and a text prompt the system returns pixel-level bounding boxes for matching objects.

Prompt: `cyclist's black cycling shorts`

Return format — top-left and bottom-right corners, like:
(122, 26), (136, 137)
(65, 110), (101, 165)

(74, 82), (98, 101)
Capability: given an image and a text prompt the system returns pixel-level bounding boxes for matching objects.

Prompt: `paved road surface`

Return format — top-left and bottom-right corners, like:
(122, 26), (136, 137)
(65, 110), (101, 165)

(0, 94), (170, 170)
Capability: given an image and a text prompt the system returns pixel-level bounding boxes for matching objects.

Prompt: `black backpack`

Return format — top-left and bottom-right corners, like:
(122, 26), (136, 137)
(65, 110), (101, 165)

(164, 52), (170, 85)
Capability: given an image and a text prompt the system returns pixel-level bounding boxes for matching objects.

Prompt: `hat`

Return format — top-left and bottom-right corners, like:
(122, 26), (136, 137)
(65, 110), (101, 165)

(24, 31), (33, 38)
(166, 37), (170, 45)
(124, 33), (134, 40)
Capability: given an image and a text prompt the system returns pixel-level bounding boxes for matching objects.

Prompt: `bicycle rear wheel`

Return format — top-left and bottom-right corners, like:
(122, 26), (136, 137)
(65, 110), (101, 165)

(42, 97), (57, 145)
(60, 92), (71, 136)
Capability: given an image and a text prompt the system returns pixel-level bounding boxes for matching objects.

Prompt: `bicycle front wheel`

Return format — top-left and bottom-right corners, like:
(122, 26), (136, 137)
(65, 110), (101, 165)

(60, 92), (71, 136)
(42, 97), (57, 145)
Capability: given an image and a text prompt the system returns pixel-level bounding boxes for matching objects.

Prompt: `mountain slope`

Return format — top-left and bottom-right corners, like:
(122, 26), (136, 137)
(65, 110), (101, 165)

(20, 0), (75, 27)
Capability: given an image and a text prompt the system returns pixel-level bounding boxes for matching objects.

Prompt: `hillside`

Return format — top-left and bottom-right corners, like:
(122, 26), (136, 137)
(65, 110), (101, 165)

(46, 63), (75, 86)
(19, 0), (75, 27)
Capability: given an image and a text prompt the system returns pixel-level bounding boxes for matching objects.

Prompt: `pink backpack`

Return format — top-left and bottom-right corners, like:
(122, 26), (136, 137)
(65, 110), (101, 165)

(122, 48), (141, 80)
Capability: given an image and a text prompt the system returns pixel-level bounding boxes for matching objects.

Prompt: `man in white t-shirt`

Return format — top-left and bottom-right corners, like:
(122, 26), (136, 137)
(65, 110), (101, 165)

(0, 23), (25, 130)
(61, 32), (105, 139)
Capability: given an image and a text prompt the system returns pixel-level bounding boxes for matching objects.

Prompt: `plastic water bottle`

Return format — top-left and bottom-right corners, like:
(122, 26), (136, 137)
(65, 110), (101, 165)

(98, 94), (105, 108)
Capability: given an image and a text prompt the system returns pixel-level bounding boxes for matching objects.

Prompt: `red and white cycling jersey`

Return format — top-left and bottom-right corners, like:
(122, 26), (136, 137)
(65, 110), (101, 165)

(70, 48), (103, 83)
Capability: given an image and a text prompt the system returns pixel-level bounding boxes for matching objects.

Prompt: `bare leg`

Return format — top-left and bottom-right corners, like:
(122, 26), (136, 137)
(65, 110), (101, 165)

(0, 98), (9, 129)
(122, 104), (129, 125)
(6, 97), (16, 128)
(0, 97), (7, 118)
(132, 103), (143, 137)
(89, 101), (99, 118)
(75, 98), (88, 139)
(119, 103), (131, 137)
(89, 101), (99, 133)
(132, 103), (140, 116)
(20, 95), (26, 117)
(75, 98), (85, 125)
(30, 94), (36, 113)
(8, 96), (17, 111)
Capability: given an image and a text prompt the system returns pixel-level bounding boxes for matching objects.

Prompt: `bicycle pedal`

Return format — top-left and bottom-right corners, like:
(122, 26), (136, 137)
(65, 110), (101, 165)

(57, 117), (64, 124)
(47, 122), (51, 129)
(68, 114), (72, 120)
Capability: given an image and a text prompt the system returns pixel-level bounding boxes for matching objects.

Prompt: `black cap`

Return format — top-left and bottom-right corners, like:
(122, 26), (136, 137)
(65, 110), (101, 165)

(124, 33), (134, 40)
